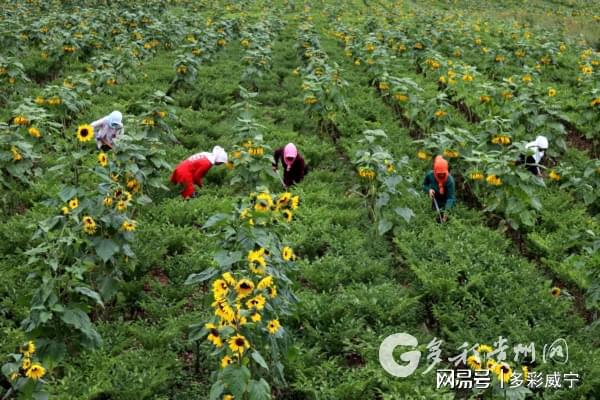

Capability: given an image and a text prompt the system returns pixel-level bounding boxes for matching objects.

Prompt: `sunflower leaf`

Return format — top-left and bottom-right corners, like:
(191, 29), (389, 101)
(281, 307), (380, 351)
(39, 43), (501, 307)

(247, 378), (270, 400)
(184, 267), (218, 285)
(251, 350), (269, 370)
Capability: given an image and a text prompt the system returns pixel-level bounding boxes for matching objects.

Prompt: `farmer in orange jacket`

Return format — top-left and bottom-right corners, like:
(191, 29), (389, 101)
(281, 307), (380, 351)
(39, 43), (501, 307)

(170, 146), (228, 199)
(423, 155), (456, 222)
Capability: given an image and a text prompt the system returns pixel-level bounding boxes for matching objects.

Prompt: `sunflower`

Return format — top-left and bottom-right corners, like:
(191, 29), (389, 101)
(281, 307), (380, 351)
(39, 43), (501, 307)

(480, 95), (491, 103)
(282, 246), (295, 261)
(417, 150), (430, 160)
(434, 110), (447, 118)
(267, 319), (281, 335)
(221, 355), (234, 369)
(124, 191), (133, 202)
(121, 220), (136, 232)
(282, 210), (293, 222)
(98, 152), (108, 167)
(206, 324), (223, 347)
(522, 366), (529, 382)
(13, 115), (29, 126)
(69, 198), (79, 209)
(76, 124), (94, 142)
(116, 200), (128, 212)
(551, 287), (561, 297)
(486, 359), (497, 371)
(469, 172), (484, 181)
(21, 358), (32, 370)
(290, 195), (300, 210)
(254, 192), (273, 213)
(25, 363), (46, 380)
(212, 279), (229, 299)
(394, 93), (409, 102)
(126, 178), (141, 192)
(548, 87), (557, 97)
(548, 170), (560, 181)
(266, 285), (277, 299)
(466, 355), (481, 370)
(246, 294), (266, 311)
(82, 216), (97, 234)
(222, 272), (236, 286)
(34, 96), (45, 105)
(228, 334), (250, 354)
(212, 298), (235, 322)
(486, 175), (502, 186)
(11, 146), (22, 161)
(277, 192), (292, 207)
(28, 127), (41, 138)
(103, 196), (113, 207)
(495, 362), (512, 383)
(251, 312), (261, 322)
(9, 372), (19, 381)
(235, 279), (255, 298)
(257, 276), (273, 290)
(61, 206), (70, 215)
(20, 341), (35, 357)
(477, 344), (493, 354)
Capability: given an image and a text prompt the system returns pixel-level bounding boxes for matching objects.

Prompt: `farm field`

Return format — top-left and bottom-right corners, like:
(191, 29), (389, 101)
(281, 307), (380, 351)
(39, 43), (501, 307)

(0, 0), (599, 399)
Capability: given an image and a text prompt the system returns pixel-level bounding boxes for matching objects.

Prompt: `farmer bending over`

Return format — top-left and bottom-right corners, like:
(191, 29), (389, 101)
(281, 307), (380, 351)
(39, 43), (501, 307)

(423, 155), (456, 222)
(91, 111), (124, 151)
(272, 143), (308, 188)
(517, 135), (548, 177)
(171, 146), (228, 199)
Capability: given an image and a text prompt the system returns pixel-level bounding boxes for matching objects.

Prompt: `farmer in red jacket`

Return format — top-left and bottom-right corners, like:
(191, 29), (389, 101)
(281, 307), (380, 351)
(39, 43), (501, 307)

(171, 146), (228, 199)
(272, 143), (308, 188)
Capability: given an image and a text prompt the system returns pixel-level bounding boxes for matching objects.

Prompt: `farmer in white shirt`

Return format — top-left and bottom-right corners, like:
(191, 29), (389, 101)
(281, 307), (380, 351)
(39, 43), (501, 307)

(518, 135), (548, 176)
(91, 111), (124, 151)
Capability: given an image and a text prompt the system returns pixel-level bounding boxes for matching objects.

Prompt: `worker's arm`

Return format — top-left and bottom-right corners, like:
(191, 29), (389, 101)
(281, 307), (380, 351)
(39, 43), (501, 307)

(444, 176), (456, 210)
(423, 171), (434, 193)
(272, 148), (283, 170)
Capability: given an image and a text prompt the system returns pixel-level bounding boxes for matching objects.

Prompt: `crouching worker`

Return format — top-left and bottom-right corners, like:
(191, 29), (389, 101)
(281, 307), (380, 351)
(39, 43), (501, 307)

(91, 111), (124, 151)
(272, 143), (309, 188)
(423, 155), (456, 222)
(171, 146), (228, 199)
(516, 135), (548, 177)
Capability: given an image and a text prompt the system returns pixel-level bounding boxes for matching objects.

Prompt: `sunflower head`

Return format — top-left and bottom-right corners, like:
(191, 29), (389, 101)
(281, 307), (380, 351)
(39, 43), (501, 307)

(551, 287), (561, 297)
(267, 319), (281, 335)
(76, 124), (94, 143)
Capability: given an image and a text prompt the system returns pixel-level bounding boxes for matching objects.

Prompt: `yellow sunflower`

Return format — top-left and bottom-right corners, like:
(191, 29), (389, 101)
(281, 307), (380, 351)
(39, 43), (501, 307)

(76, 124), (94, 142)
(21, 358), (32, 370)
(220, 355), (234, 369)
(25, 363), (46, 380)
(212, 279), (229, 299)
(267, 319), (281, 335)
(466, 355), (481, 370)
(69, 198), (79, 209)
(121, 220), (136, 232)
(235, 279), (255, 298)
(103, 196), (113, 207)
(246, 294), (266, 311)
(222, 272), (236, 286)
(282, 246), (295, 261)
(257, 276), (273, 290)
(116, 200), (128, 212)
(551, 287), (561, 297)
(251, 312), (261, 322)
(98, 152), (108, 167)
(282, 209), (293, 222)
(228, 334), (250, 354)
(28, 127), (41, 138)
